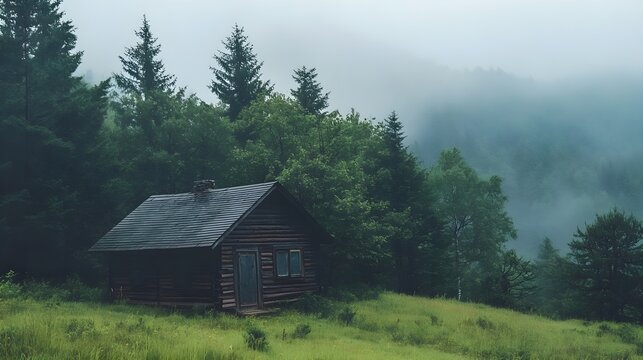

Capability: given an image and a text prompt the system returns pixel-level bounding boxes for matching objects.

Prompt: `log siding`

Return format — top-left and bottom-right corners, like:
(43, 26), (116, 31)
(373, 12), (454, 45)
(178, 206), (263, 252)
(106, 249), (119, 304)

(219, 194), (320, 310)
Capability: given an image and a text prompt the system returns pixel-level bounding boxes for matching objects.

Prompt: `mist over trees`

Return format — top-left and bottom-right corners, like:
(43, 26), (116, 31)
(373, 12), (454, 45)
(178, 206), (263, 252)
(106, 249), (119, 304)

(0, 0), (641, 324)
(412, 73), (643, 255)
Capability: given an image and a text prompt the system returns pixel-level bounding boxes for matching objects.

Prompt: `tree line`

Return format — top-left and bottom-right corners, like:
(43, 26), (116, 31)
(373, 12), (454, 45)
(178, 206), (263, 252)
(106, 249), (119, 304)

(0, 0), (641, 323)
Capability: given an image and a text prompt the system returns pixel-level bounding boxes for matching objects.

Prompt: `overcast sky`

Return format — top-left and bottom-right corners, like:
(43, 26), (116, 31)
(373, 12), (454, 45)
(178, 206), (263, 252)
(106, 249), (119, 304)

(62, 0), (643, 113)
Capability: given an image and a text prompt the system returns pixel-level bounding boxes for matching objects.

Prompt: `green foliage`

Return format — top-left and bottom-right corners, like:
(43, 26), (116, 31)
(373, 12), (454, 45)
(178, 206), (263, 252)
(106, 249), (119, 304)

(209, 24), (272, 121)
(531, 238), (578, 318)
(0, 326), (36, 358)
(429, 147), (517, 301)
(293, 293), (336, 318)
(327, 284), (381, 302)
(0, 0), (109, 280)
(243, 325), (269, 351)
(338, 306), (357, 325)
(113, 15), (175, 97)
(291, 66), (330, 115)
(483, 249), (535, 309)
(292, 323), (312, 339)
(64, 318), (96, 340)
(569, 209), (643, 322)
(0, 271), (21, 299)
(20, 275), (103, 302)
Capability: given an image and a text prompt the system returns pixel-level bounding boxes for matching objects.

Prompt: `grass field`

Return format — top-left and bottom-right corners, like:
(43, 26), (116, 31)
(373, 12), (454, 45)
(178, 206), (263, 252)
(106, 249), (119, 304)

(1, 292), (641, 359)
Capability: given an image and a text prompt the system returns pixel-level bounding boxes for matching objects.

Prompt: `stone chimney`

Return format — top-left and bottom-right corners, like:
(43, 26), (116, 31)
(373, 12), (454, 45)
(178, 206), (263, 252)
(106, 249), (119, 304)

(192, 179), (216, 193)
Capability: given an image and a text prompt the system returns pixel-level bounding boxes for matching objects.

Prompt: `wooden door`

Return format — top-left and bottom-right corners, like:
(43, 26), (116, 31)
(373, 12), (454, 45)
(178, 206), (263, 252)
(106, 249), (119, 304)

(236, 250), (261, 308)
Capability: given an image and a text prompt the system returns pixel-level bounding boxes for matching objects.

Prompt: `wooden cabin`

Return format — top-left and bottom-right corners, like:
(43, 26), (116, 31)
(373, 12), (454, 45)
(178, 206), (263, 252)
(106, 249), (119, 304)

(89, 181), (330, 313)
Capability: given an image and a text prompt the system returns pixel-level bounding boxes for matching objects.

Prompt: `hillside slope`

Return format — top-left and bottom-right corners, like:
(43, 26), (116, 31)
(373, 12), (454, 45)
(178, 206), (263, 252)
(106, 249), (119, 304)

(1, 293), (641, 359)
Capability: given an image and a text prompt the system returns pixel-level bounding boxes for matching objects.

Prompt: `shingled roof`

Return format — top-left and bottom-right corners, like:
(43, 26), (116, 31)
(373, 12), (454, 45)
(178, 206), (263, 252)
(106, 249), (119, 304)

(90, 182), (280, 252)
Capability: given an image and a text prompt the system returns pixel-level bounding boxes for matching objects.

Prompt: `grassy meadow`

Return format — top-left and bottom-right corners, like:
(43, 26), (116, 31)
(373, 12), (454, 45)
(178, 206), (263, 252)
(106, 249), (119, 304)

(1, 292), (641, 360)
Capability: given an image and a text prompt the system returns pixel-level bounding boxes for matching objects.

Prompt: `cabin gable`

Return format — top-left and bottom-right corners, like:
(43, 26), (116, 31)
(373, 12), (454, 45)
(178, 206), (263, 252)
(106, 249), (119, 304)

(219, 191), (321, 310)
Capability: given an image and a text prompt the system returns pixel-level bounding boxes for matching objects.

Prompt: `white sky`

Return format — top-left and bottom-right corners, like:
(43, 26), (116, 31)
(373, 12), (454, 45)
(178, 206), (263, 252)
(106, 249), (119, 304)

(62, 0), (643, 111)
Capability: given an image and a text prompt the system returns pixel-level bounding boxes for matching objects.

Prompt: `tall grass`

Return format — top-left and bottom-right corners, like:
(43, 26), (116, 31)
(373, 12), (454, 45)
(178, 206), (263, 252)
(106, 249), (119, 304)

(0, 292), (641, 359)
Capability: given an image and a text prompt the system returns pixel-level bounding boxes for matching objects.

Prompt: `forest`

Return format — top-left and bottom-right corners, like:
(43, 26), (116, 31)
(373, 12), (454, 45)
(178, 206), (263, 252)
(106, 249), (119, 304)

(0, 0), (642, 326)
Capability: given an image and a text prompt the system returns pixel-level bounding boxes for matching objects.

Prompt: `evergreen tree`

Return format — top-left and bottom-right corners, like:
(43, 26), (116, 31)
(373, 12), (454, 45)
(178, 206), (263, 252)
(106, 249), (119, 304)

(291, 66), (329, 115)
(114, 15), (175, 97)
(0, 0), (109, 278)
(209, 24), (272, 121)
(368, 112), (436, 294)
(569, 209), (643, 322)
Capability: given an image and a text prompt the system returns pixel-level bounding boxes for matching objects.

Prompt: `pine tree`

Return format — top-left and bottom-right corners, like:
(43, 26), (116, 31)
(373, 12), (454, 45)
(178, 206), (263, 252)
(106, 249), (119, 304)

(291, 66), (329, 115)
(373, 112), (431, 294)
(531, 237), (576, 317)
(209, 24), (272, 121)
(0, 0), (109, 278)
(569, 209), (643, 321)
(114, 15), (175, 97)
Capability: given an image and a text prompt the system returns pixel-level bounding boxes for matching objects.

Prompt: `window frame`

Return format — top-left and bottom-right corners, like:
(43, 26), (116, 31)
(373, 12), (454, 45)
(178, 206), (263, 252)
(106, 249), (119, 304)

(273, 247), (304, 279)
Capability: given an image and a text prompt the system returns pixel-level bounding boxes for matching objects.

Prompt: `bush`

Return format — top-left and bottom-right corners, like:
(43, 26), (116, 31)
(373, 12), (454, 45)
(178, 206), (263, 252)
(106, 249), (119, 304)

(0, 270), (22, 299)
(292, 323), (311, 339)
(293, 294), (336, 318)
(128, 317), (152, 334)
(244, 326), (269, 351)
(0, 327), (34, 357)
(22, 280), (70, 301)
(62, 275), (104, 302)
(21, 275), (103, 302)
(65, 318), (96, 340)
(475, 317), (495, 330)
(327, 284), (381, 302)
(429, 313), (441, 325)
(338, 306), (356, 325)
(597, 323), (640, 344)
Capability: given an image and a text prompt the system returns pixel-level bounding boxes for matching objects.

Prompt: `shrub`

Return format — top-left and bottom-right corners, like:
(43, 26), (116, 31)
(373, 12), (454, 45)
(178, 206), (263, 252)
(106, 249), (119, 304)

(145, 350), (161, 360)
(597, 323), (612, 337)
(327, 284), (381, 302)
(21, 275), (103, 302)
(293, 294), (336, 318)
(0, 270), (22, 299)
(62, 275), (104, 302)
(22, 280), (70, 301)
(0, 327), (34, 357)
(475, 317), (495, 330)
(429, 313), (441, 325)
(597, 323), (640, 345)
(615, 325), (639, 344)
(292, 323), (311, 339)
(244, 326), (269, 351)
(128, 317), (152, 334)
(338, 306), (356, 325)
(65, 318), (96, 340)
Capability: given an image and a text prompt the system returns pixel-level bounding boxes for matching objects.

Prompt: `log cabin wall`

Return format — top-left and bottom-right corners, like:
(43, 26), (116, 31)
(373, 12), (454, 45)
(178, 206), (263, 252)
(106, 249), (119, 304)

(109, 248), (220, 307)
(219, 192), (321, 310)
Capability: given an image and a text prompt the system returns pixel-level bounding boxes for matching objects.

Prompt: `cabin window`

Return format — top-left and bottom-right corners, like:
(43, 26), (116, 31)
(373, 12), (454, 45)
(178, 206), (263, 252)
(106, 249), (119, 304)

(289, 250), (302, 276)
(276, 250), (289, 277)
(274, 249), (303, 278)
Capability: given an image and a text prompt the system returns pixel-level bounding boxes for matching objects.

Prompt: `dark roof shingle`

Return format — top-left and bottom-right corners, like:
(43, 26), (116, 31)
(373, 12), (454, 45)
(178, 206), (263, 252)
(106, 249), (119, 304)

(90, 182), (277, 252)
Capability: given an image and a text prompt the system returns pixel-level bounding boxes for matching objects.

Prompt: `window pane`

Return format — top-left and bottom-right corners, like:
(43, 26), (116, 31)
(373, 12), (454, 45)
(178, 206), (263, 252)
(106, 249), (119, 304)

(276, 251), (289, 277)
(289, 250), (302, 276)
